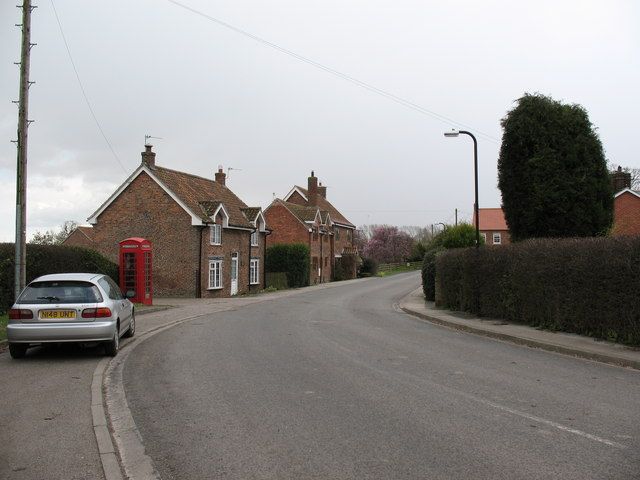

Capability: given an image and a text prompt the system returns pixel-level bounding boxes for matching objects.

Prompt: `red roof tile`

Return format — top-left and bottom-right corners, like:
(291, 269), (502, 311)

(292, 186), (354, 228)
(152, 166), (256, 228)
(473, 208), (508, 231)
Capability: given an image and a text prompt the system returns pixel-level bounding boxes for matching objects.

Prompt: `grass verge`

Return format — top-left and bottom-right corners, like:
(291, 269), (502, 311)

(376, 265), (421, 277)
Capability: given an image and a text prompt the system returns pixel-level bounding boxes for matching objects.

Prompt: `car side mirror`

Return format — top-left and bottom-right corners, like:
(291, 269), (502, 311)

(126, 290), (135, 299)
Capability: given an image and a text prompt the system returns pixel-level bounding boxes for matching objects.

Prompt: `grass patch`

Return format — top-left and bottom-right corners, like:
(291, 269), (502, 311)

(0, 314), (8, 342)
(376, 265), (421, 277)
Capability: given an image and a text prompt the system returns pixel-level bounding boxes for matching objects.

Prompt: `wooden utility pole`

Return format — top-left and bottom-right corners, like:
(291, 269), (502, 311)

(455, 208), (458, 226)
(14, 0), (35, 299)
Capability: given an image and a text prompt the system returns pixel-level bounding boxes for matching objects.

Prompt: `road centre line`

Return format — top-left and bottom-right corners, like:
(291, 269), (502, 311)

(314, 320), (627, 451)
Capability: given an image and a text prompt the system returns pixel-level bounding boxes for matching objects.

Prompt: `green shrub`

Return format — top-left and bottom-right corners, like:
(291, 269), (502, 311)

(440, 223), (484, 249)
(0, 243), (119, 313)
(421, 247), (443, 301)
(359, 257), (378, 277)
(421, 224), (479, 302)
(436, 237), (640, 346)
(333, 260), (346, 281)
(265, 243), (310, 288)
(265, 272), (288, 290)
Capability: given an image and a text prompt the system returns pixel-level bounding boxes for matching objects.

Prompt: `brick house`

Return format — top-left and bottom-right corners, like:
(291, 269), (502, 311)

(473, 208), (511, 245)
(613, 189), (640, 235)
(64, 226), (95, 248)
(610, 166), (640, 236)
(264, 172), (357, 283)
(63, 145), (268, 298)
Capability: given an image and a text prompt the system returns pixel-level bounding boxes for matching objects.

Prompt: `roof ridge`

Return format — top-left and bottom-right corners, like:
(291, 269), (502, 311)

(154, 165), (216, 184)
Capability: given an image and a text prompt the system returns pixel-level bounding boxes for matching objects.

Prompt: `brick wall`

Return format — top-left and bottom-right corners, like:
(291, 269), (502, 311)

(265, 203), (328, 283)
(332, 226), (356, 278)
(63, 229), (95, 249)
(613, 192), (640, 236)
(480, 229), (511, 246)
(72, 171), (200, 297)
(287, 191), (306, 206)
(200, 226), (265, 298)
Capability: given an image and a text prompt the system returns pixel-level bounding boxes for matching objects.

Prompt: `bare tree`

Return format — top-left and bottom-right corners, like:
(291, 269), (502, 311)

(30, 220), (78, 245)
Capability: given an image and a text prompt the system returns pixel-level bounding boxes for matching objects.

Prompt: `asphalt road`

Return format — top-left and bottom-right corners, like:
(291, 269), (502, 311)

(124, 272), (640, 480)
(0, 342), (104, 480)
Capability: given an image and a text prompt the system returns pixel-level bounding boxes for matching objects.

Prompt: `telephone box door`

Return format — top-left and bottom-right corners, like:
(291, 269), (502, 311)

(119, 238), (153, 305)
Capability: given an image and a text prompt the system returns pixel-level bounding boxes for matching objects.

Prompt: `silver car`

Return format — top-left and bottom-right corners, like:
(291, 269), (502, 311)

(7, 273), (135, 359)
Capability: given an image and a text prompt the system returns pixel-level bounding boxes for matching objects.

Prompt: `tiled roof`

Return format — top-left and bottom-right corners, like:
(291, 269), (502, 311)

(240, 207), (262, 223)
(281, 201), (321, 223)
(473, 208), (508, 231)
(293, 186), (355, 228)
(152, 166), (254, 228)
(77, 226), (95, 240)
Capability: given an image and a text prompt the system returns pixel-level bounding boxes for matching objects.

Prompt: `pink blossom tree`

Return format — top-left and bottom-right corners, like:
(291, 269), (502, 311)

(362, 225), (415, 264)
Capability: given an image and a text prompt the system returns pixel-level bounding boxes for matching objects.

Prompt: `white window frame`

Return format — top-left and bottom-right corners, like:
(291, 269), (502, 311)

(250, 259), (259, 285)
(493, 232), (502, 245)
(251, 230), (258, 247)
(210, 224), (222, 245)
(208, 259), (222, 289)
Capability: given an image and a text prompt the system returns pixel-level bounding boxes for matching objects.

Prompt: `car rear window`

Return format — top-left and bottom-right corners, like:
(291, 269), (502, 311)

(17, 281), (103, 304)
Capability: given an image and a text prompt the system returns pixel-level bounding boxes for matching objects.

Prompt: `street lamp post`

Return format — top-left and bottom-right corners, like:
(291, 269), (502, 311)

(444, 130), (479, 248)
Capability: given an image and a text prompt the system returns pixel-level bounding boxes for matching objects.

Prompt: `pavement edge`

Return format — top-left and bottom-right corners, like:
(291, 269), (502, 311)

(399, 290), (640, 371)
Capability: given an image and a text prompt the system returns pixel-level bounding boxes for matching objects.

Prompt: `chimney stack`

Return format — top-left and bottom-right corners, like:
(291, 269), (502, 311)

(215, 165), (226, 186)
(141, 144), (156, 168)
(611, 165), (631, 193)
(318, 182), (327, 199)
(308, 171), (318, 206)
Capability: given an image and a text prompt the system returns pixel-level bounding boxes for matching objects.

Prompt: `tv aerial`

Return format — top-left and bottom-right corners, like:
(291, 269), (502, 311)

(144, 134), (163, 146)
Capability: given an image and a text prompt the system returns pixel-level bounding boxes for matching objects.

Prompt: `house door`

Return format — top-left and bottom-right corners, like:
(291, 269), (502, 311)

(230, 254), (238, 296)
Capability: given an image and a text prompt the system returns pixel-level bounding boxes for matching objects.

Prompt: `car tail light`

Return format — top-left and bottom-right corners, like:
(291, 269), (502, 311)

(8, 308), (33, 320)
(82, 307), (112, 319)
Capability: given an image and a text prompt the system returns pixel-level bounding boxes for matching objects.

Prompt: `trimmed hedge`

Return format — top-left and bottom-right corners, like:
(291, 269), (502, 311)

(421, 224), (478, 301)
(0, 243), (119, 313)
(265, 272), (288, 290)
(358, 257), (378, 277)
(334, 254), (358, 281)
(436, 237), (640, 346)
(265, 243), (310, 288)
(421, 247), (443, 301)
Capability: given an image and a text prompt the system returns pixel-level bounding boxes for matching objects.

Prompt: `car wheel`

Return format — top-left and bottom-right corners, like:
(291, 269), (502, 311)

(9, 343), (28, 359)
(104, 324), (119, 357)
(124, 310), (136, 338)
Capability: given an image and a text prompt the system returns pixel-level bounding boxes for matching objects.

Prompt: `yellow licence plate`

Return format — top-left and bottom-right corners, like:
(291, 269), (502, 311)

(39, 310), (76, 320)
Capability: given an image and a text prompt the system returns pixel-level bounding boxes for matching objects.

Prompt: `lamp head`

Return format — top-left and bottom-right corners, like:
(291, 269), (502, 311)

(444, 130), (460, 138)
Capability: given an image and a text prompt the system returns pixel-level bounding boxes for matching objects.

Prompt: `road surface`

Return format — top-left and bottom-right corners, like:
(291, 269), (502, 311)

(124, 272), (640, 479)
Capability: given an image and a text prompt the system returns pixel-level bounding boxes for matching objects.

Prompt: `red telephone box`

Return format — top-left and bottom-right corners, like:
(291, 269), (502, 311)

(119, 237), (153, 305)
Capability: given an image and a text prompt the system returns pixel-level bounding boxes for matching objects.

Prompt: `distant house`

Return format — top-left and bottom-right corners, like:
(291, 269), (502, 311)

(63, 226), (95, 249)
(63, 145), (268, 298)
(473, 208), (510, 245)
(264, 172), (357, 283)
(610, 166), (640, 236)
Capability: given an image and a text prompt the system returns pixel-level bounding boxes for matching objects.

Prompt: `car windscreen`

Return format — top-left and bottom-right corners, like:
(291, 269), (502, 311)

(17, 281), (103, 304)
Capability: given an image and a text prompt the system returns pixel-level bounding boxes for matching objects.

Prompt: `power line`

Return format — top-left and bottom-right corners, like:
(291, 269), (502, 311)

(167, 0), (500, 144)
(50, 0), (127, 173)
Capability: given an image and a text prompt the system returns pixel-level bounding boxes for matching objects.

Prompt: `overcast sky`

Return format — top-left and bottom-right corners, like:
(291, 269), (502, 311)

(1, 0), (638, 241)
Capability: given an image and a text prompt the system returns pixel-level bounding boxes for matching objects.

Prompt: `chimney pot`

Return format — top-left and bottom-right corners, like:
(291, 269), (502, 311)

(610, 166), (631, 193)
(141, 144), (156, 168)
(215, 166), (226, 186)
(318, 182), (327, 199)
(308, 171), (319, 206)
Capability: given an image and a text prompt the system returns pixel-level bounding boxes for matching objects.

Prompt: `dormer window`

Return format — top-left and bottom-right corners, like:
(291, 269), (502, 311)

(210, 224), (222, 245)
(251, 230), (258, 246)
